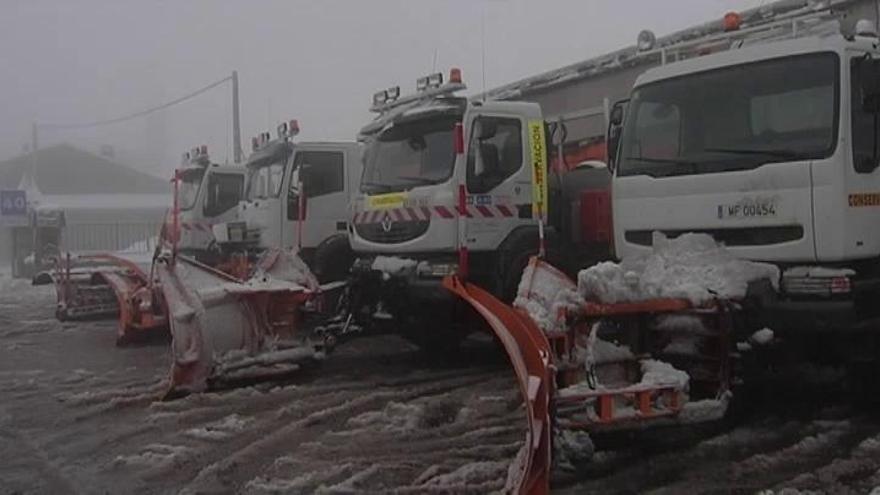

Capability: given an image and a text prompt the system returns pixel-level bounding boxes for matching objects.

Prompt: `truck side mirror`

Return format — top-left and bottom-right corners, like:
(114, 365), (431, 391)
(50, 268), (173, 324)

(859, 56), (880, 112)
(606, 101), (627, 171)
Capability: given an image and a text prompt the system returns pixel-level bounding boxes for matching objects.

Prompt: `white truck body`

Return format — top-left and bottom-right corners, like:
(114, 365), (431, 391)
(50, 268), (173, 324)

(177, 164), (246, 255)
(610, 30), (880, 330)
(213, 137), (362, 279)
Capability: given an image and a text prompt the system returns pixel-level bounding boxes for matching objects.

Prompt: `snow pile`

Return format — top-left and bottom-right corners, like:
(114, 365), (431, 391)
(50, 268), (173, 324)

(578, 232), (779, 304)
(371, 256), (417, 277)
(553, 429), (595, 471)
(420, 460), (509, 488)
(513, 260), (581, 333)
(185, 414), (254, 441)
(235, 248), (319, 293)
(585, 327), (634, 366)
(751, 328), (775, 345)
(638, 359), (690, 389)
(345, 401), (423, 433)
(112, 443), (193, 470)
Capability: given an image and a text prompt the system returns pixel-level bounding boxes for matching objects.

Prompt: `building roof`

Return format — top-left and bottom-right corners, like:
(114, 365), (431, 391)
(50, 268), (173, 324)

(0, 144), (170, 195)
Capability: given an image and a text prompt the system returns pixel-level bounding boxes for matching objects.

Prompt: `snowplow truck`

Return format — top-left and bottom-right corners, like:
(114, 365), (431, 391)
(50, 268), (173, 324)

(212, 121), (362, 283)
(175, 145), (246, 264)
(347, 68), (612, 348)
(606, 13), (880, 348)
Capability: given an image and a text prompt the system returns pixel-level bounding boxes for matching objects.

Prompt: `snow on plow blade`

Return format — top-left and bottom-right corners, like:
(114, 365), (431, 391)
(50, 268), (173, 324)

(157, 249), (323, 398)
(444, 257), (734, 493)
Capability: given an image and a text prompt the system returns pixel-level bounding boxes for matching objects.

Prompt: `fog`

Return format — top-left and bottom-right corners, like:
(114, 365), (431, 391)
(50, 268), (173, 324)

(2, 0), (764, 179)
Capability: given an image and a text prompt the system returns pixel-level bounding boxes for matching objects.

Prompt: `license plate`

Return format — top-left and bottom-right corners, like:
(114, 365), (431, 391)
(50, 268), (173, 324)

(718, 200), (777, 219)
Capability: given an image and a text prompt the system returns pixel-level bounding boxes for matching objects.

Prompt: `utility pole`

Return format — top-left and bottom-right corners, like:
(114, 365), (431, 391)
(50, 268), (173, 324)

(232, 70), (243, 164)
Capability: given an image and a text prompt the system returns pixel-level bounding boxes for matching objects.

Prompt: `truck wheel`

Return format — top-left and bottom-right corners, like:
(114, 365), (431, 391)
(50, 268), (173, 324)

(496, 227), (558, 303)
(312, 236), (354, 284)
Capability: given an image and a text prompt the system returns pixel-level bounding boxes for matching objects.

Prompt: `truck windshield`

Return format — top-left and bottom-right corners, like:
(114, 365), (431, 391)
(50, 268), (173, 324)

(618, 52), (839, 178)
(246, 160), (287, 200)
(362, 116), (457, 193)
(178, 168), (205, 211)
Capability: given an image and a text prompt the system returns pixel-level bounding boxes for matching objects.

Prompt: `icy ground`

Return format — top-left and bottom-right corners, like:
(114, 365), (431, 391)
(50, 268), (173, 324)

(1, 276), (880, 493)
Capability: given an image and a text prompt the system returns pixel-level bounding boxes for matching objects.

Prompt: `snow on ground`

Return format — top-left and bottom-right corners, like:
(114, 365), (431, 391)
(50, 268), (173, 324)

(578, 232), (779, 304)
(2, 261), (880, 494)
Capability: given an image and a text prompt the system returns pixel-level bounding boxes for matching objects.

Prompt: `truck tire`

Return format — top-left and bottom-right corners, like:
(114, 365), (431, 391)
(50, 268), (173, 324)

(312, 235), (354, 284)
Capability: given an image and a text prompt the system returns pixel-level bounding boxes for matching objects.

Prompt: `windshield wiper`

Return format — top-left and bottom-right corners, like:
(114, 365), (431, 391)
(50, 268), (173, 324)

(622, 156), (701, 176)
(361, 181), (393, 193)
(703, 147), (806, 160)
(396, 176), (436, 185)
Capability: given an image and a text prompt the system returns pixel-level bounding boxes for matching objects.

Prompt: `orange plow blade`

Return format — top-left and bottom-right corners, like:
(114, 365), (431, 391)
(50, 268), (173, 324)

(442, 275), (553, 495)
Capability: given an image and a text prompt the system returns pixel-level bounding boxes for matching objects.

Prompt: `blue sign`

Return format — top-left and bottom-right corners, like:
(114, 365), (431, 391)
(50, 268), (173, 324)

(1, 190), (27, 216)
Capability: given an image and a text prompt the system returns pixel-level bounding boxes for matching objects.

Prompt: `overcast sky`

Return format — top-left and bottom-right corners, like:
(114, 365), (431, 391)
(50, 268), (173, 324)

(1, 0), (767, 179)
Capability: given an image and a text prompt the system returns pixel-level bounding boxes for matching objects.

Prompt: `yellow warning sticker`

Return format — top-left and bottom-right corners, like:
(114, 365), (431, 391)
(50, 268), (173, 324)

(528, 120), (548, 219)
(848, 193), (880, 207)
(367, 192), (407, 210)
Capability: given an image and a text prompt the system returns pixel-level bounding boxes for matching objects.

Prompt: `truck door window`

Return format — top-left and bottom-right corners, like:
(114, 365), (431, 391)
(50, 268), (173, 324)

(851, 57), (880, 174)
(466, 117), (523, 194)
(287, 151), (344, 220)
(203, 172), (244, 217)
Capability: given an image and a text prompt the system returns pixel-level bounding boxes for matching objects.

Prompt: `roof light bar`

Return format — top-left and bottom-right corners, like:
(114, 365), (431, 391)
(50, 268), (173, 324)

(386, 86), (401, 101)
(373, 90), (388, 106)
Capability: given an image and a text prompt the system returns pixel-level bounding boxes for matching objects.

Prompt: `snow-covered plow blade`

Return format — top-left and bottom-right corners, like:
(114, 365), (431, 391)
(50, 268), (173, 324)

(157, 249), (324, 398)
(444, 254), (736, 493)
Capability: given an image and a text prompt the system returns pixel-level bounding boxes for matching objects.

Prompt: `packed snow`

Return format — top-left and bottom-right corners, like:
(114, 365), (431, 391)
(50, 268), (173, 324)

(513, 260), (581, 333)
(370, 255), (417, 276)
(578, 232), (779, 304)
(751, 328), (775, 346)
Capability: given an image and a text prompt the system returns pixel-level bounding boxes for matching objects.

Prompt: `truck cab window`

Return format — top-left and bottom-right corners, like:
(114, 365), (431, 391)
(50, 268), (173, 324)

(466, 116), (523, 194)
(287, 151), (345, 220)
(203, 173), (244, 217)
(851, 57), (880, 174)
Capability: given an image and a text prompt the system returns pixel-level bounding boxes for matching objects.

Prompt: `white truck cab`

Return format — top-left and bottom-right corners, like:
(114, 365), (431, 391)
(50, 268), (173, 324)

(609, 27), (880, 331)
(213, 121), (362, 282)
(348, 69), (611, 346)
(176, 146), (246, 261)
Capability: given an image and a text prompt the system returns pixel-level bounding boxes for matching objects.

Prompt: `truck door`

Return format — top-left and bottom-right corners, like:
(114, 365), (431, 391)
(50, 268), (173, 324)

(284, 149), (347, 251)
(834, 53), (880, 261)
(203, 169), (245, 231)
(463, 101), (543, 251)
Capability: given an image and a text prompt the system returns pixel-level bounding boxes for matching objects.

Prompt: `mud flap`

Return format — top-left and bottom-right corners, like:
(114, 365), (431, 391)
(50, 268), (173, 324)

(157, 250), (323, 397)
(442, 275), (553, 495)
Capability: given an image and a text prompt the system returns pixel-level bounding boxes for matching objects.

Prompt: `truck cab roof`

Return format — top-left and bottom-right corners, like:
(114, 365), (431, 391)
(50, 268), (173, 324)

(634, 33), (875, 89)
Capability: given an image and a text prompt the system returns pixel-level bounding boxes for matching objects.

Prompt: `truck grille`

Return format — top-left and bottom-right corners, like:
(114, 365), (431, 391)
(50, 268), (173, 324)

(355, 220), (429, 244)
(625, 226), (804, 247)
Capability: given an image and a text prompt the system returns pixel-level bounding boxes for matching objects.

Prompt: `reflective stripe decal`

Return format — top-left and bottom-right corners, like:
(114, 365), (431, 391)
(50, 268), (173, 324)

(352, 203), (519, 224)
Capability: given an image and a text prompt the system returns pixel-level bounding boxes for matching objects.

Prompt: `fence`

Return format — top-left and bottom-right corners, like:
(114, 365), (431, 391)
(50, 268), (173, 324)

(63, 221), (163, 254)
